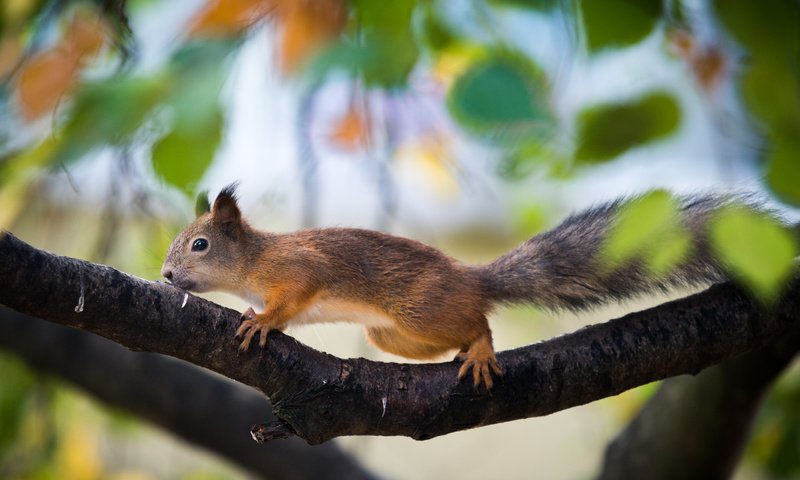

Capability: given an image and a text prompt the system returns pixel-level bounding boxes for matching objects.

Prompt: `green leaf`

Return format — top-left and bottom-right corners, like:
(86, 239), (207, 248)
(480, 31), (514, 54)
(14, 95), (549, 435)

(315, 0), (420, 86)
(710, 207), (798, 303)
(581, 0), (662, 52)
(513, 202), (548, 236)
(712, 0), (800, 66)
(152, 108), (223, 196)
(195, 190), (211, 217)
(765, 139), (800, 207)
(575, 91), (680, 162)
(488, 0), (558, 10)
(419, 6), (457, 51)
(56, 76), (168, 163)
(741, 63), (800, 139)
(601, 190), (691, 276)
(448, 55), (553, 141)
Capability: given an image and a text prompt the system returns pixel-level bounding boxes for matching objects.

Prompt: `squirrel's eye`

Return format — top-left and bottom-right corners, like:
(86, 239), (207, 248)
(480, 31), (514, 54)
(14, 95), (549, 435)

(192, 239), (208, 252)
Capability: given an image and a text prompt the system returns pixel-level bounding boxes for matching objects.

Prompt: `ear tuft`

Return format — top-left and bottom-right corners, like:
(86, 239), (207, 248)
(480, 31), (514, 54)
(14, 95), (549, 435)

(195, 190), (211, 217)
(212, 182), (242, 234)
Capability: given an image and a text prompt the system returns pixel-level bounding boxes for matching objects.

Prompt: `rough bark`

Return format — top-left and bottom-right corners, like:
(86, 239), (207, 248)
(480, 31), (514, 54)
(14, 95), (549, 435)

(599, 332), (799, 480)
(1, 232), (798, 445)
(0, 307), (377, 480)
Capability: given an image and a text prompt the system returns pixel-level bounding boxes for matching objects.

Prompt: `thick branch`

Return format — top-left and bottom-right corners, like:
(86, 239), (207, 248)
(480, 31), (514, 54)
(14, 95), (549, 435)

(1, 232), (798, 444)
(599, 333), (799, 480)
(0, 307), (376, 480)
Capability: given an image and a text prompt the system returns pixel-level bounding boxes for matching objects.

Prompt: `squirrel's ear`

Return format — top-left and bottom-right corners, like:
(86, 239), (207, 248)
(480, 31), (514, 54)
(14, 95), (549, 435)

(195, 190), (210, 217)
(211, 183), (242, 234)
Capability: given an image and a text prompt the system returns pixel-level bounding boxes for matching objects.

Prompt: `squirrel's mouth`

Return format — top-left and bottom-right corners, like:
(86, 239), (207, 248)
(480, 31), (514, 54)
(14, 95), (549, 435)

(166, 278), (196, 292)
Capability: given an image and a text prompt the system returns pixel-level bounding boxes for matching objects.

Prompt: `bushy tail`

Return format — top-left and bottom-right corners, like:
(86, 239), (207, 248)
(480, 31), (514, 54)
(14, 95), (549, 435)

(479, 193), (749, 311)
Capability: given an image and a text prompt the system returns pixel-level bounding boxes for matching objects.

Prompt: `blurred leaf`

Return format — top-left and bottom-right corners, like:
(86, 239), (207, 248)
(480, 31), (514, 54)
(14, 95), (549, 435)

(742, 62), (800, 139)
(14, 49), (79, 120)
(187, 0), (274, 38)
(0, 354), (37, 455)
(488, 0), (558, 9)
(12, 7), (109, 121)
(0, 137), (61, 229)
(395, 135), (458, 198)
(63, 8), (109, 60)
(581, 0), (662, 52)
(497, 141), (562, 180)
(448, 54), (553, 141)
(195, 191), (211, 217)
(575, 91), (680, 162)
(713, 0), (800, 65)
(55, 423), (102, 480)
(152, 107), (223, 196)
(56, 76), (167, 163)
(420, 5), (457, 51)
(279, 0), (346, 72)
(314, 36), (418, 86)
(513, 202), (548, 236)
(0, 35), (22, 78)
(0, 136), (59, 184)
(710, 206), (798, 303)
(329, 108), (369, 150)
(313, 0), (418, 86)
(51, 40), (233, 172)
(0, 0), (45, 33)
(747, 372), (800, 477)
(764, 139), (800, 207)
(601, 190), (691, 276)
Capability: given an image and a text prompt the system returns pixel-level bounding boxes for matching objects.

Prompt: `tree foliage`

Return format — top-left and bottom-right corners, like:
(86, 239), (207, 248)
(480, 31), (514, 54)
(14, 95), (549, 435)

(1, 0), (798, 300)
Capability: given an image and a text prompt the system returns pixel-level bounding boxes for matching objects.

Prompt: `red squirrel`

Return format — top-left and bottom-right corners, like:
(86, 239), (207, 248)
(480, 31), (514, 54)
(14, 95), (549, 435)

(161, 184), (734, 389)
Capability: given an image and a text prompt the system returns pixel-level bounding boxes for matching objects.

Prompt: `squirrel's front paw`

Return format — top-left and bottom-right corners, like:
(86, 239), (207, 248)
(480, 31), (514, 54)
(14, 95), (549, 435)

(236, 307), (269, 350)
(240, 306), (257, 322)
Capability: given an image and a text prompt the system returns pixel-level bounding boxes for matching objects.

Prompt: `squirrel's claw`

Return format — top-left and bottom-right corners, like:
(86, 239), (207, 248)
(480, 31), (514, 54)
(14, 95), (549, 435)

(240, 306), (257, 322)
(236, 307), (269, 350)
(456, 345), (503, 391)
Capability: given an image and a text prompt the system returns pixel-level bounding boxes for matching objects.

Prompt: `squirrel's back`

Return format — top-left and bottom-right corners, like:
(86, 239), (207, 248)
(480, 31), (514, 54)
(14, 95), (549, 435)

(478, 193), (753, 311)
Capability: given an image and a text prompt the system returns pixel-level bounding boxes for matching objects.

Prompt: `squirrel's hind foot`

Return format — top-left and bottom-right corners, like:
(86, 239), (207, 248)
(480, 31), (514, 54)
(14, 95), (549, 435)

(456, 335), (502, 390)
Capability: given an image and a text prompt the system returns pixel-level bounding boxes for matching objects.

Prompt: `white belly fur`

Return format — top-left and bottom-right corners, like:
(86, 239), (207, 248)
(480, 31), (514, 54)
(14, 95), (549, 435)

(288, 298), (395, 327)
(230, 286), (394, 328)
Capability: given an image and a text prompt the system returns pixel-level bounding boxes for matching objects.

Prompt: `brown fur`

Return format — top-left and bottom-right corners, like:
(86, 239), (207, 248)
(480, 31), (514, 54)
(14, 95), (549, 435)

(162, 187), (751, 390)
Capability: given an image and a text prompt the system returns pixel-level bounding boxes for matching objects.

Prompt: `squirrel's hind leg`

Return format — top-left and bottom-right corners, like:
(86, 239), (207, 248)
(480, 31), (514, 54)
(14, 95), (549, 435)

(365, 326), (451, 359)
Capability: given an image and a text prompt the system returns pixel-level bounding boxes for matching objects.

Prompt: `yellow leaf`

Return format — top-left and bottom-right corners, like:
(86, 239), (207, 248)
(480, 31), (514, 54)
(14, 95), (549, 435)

(56, 423), (102, 480)
(395, 136), (459, 198)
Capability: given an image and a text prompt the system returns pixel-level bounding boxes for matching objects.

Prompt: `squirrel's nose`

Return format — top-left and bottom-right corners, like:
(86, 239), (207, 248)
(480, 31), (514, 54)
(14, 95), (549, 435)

(161, 267), (173, 281)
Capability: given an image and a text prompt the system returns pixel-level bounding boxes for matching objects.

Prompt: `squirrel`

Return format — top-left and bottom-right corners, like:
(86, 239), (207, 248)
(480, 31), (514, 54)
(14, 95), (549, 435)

(161, 184), (737, 390)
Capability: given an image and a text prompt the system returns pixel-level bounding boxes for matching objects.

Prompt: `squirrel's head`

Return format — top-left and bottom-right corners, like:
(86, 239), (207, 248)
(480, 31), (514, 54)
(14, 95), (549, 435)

(161, 183), (248, 292)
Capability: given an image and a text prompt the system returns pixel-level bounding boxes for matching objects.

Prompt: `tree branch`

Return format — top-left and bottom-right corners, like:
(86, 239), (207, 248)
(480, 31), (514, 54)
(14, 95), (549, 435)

(599, 332), (799, 479)
(0, 307), (377, 480)
(1, 232), (798, 445)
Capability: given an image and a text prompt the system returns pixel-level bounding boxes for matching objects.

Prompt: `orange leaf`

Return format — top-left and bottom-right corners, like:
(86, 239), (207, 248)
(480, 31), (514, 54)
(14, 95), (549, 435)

(692, 46), (727, 93)
(64, 10), (109, 62)
(329, 109), (369, 151)
(666, 28), (695, 60)
(278, 0), (346, 72)
(188, 0), (276, 37)
(15, 49), (80, 120)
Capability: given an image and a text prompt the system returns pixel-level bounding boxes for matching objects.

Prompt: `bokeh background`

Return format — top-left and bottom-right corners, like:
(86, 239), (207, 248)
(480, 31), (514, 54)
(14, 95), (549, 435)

(1, 0), (799, 478)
